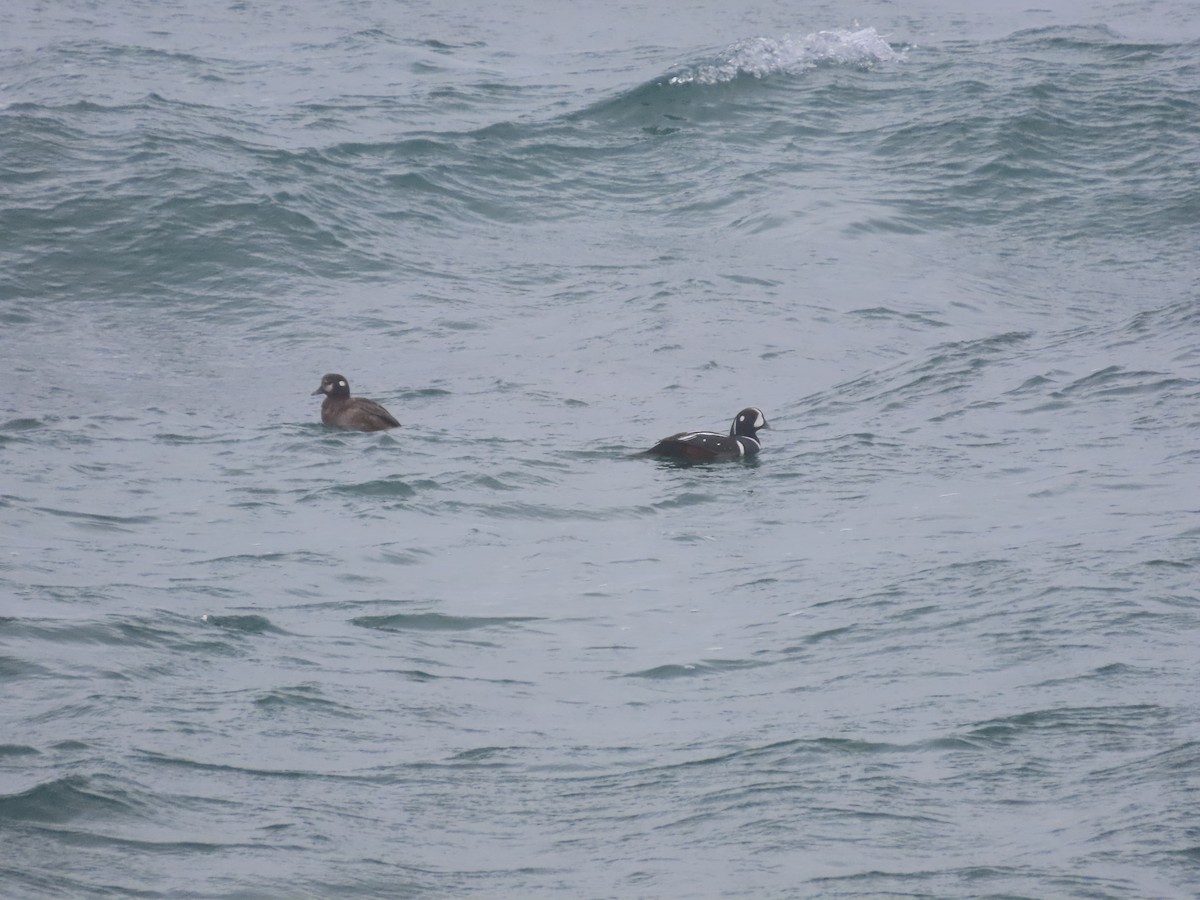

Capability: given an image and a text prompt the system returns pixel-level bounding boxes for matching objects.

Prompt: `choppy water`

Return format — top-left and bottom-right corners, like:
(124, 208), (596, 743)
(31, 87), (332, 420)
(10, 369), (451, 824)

(2, 0), (1199, 897)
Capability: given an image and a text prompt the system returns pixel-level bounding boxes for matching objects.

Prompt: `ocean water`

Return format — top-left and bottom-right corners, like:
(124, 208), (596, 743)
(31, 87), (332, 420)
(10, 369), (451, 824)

(2, 0), (1199, 896)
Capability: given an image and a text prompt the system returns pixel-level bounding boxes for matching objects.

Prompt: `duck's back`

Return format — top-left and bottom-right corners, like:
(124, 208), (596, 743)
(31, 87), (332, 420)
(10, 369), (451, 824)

(322, 396), (400, 431)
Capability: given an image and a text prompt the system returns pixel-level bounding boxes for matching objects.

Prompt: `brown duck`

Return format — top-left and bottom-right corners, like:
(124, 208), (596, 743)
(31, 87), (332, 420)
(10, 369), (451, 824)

(312, 373), (400, 432)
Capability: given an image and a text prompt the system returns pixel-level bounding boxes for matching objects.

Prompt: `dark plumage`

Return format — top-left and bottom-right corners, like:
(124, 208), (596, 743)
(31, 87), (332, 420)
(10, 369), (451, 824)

(640, 407), (769, 462)
(312, 373), (400, 432)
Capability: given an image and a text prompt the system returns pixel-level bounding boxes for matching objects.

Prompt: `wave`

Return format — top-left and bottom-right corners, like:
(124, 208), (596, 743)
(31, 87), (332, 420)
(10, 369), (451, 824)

(667, 28), (903, 86)
(0, 775), (141, 825)
(624, 658), (770, 679)
(352, 612), (542, 632)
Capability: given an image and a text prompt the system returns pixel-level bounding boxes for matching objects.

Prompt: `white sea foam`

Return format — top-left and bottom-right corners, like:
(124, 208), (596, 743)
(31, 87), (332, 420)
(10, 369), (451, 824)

(669, 27), (902, 85)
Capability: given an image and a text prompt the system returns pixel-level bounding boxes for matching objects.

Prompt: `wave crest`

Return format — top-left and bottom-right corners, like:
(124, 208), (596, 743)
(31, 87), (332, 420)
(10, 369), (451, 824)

(669, 27), (902, 85)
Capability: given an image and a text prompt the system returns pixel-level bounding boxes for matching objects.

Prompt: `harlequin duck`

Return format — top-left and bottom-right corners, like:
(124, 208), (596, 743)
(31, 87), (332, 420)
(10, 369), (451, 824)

(312, 373), (400, 432)
(641, 407), (769, 462)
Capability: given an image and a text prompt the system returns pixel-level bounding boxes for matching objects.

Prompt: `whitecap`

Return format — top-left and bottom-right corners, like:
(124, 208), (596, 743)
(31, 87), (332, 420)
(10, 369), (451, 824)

(669, 27), (903, 85)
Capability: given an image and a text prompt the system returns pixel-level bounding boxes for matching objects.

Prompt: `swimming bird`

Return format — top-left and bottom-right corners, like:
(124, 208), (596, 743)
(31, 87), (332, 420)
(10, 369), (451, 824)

(640, 407), (769, 462)
(312, 373), (400, 432)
